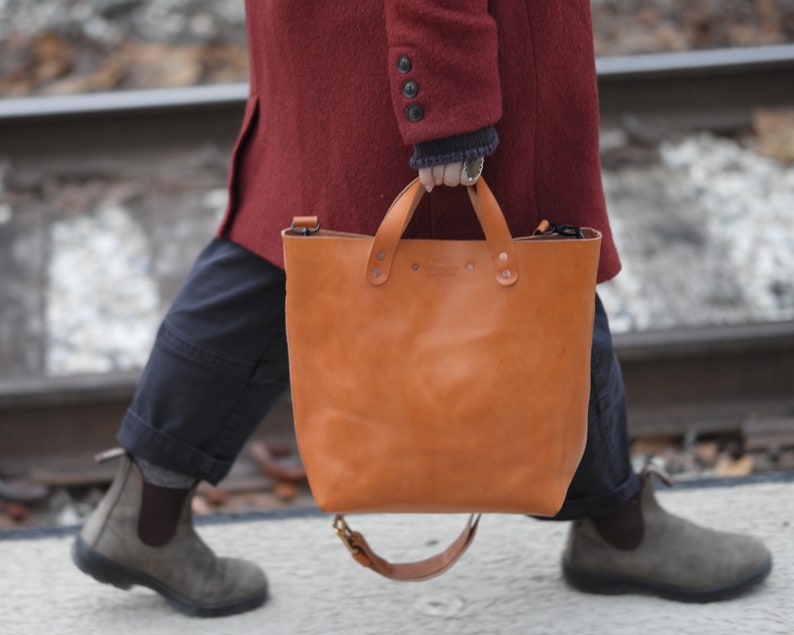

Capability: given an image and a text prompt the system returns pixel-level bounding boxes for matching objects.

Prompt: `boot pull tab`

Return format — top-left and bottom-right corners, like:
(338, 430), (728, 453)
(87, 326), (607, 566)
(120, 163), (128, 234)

(94, 447), (126, 464)
(641, 463), (674, 487)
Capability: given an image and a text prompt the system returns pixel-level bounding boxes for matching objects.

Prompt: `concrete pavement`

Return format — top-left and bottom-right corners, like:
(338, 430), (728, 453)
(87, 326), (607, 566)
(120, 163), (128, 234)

(1, 477), (792, 635)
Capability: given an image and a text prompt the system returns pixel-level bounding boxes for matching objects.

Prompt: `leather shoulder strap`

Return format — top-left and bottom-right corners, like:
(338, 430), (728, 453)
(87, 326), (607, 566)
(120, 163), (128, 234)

(333, 514), (481, 581)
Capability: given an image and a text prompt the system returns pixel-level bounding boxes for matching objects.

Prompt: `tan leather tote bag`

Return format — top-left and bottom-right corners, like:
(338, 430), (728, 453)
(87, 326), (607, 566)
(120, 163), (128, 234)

(282, 178), (601, 580)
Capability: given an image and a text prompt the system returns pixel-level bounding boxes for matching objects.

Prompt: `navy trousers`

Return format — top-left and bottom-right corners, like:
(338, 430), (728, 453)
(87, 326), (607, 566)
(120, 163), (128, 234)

(118, 238), (640, 520)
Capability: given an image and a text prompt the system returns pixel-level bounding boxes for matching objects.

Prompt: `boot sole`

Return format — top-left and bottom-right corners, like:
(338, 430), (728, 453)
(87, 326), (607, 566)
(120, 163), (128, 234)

(72, 536), (268, 617)
(562, 557), (772, 603)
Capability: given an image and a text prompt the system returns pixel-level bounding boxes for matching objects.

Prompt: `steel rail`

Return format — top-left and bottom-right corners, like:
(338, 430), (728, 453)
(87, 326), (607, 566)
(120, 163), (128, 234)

(0, 83), (249, 120)
(615, 320), (794, 438)
(1, 45), (793, 158)
(0, 44), (792, 120)
(595, 43), (794, 76)
(1, 320), (793, 474)
(596, 44), (794, 130)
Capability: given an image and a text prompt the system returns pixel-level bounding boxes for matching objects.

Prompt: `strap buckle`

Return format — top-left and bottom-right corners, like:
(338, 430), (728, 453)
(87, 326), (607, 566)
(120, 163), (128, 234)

(333, 515), (360, 556)
(544, 223), (585, 239)
(290, 216), (321, 236)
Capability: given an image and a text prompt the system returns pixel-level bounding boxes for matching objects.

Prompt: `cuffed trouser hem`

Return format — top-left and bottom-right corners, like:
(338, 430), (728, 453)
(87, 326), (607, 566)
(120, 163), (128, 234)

(113, 238), (289, 486)
(118, 410), (233, 485)
(546, 470), (641, 521)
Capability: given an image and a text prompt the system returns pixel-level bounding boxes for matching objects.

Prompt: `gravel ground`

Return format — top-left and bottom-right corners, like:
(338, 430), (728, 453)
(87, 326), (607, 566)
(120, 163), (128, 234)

(1, 0), (794, 95)
(599, 132), (794, 332)
(0, 0), (248, 96)
(591, 0), (794, 55)
(0, 130), (784, 378)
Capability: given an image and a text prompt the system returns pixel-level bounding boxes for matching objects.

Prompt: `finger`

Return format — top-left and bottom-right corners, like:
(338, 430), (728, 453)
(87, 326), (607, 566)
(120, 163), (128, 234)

(443, 161), (463, 187)
(432, 164), (445, 186)
(418, 167), (435, 192)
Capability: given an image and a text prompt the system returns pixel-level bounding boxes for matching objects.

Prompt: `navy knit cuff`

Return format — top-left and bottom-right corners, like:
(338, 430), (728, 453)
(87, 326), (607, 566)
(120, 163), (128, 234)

(409, 125), (499, 169)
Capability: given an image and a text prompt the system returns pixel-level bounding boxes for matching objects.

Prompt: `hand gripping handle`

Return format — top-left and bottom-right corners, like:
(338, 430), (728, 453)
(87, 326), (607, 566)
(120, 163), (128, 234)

(366, 178), (518, 286)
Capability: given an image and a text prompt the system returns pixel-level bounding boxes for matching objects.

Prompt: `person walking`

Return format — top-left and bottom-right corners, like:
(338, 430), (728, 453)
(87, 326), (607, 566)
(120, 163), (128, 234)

(72, 1), (771, 617)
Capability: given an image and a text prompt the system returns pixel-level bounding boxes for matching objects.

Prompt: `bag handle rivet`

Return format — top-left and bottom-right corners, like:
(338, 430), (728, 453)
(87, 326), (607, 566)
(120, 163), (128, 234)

(366, 179), (520, 286)
(376, 251), (386, 261)
(372, 268), (382, 278)
(501, 269), (512, 279)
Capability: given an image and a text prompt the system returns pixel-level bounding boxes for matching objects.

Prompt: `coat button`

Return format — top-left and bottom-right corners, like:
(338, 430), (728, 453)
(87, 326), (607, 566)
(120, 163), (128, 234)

(402, 80), (418, 99)
(396, 55), (412, 73)
(405, 103), (424, 122)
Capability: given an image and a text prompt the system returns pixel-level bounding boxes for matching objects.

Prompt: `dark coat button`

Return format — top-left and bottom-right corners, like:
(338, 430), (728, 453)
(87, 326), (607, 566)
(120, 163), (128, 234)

(406, 103), (424, 122)
(402, 80), (418, 99)
(396, 55), (412, 73)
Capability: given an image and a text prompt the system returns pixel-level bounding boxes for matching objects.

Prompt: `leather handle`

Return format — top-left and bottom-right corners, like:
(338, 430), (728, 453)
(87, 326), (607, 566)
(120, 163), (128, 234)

(366, 178), (518, 286)
(333, 514), (481, 581)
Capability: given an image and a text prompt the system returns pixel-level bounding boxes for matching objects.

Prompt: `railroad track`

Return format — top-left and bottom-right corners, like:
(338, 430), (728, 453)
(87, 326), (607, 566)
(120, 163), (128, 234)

(1, 45), (794, 477)
(1, 320), (793, 475)
(1, 44), (794, 157)
(595, 44), (794, 129)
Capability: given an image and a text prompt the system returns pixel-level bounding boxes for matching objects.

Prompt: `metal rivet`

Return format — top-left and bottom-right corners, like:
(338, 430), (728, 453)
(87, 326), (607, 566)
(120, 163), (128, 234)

(499, 252), (508, 262)
(466, 263), (475, 271)
(501, 269), (511, 279)
(373, 268), (382, 278)
(411, 263), (420, 271)
(376, 251), (385, 261)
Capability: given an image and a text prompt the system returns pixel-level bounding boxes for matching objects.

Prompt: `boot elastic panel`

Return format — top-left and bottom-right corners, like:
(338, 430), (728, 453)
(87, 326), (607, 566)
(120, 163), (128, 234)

(590, 492), (644, 550)
(138, 482), (191, 547)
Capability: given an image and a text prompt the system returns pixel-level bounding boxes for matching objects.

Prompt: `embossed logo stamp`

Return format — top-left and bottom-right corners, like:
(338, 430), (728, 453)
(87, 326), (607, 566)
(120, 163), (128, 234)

(425, 257), (459, 277)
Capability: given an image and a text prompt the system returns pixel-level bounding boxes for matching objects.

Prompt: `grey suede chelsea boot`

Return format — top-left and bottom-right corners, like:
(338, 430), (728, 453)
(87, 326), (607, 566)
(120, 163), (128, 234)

(72, 454), (268, 617)
(562, 468), (772, 602)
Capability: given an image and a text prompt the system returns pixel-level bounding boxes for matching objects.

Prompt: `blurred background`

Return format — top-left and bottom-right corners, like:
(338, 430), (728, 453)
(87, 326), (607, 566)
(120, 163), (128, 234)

(1, 1), (793, 528)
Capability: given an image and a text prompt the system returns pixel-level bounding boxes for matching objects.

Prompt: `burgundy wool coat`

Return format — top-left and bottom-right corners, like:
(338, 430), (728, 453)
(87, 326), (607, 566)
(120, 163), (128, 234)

(219, 0), (621, 283)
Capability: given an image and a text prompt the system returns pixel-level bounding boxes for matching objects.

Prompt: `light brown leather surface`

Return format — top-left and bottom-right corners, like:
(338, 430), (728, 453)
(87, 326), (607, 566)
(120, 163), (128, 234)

(282, 177), (601, 517)
(333, 514), (480, 581)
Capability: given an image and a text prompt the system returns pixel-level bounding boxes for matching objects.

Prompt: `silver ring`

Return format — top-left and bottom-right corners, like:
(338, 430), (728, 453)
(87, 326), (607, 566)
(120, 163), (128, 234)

(462, 157), (484, 182)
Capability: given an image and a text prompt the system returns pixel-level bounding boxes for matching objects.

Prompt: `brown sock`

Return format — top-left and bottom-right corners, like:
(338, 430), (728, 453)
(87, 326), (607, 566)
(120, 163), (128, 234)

(137, 482), (192, 547)
(590, 492), (644, 550)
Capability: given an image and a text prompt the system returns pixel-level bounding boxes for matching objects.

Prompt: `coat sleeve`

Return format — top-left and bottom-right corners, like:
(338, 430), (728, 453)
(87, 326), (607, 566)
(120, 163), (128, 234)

(384, 0), (502, 146)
